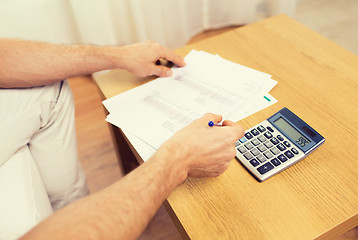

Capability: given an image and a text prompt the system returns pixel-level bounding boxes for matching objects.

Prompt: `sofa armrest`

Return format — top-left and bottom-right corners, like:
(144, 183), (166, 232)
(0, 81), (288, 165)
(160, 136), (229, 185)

(0, 146), (53, 239)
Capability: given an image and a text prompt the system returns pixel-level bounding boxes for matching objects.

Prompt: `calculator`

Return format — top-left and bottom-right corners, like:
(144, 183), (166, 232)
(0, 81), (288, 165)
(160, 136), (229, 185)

(235, 107), (325, 182)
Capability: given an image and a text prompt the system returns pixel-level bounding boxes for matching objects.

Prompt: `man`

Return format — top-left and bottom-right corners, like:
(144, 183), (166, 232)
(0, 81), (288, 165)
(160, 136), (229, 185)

(0, 39), (244, 239)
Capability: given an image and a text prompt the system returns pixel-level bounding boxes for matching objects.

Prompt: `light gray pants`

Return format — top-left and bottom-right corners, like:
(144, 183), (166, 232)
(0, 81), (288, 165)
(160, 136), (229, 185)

(0, 80), (89, 210)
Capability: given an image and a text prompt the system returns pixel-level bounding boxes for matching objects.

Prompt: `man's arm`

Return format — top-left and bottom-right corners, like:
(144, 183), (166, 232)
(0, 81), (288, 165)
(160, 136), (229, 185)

(21, 113), (244, 240)
(0, 39), (185, 88)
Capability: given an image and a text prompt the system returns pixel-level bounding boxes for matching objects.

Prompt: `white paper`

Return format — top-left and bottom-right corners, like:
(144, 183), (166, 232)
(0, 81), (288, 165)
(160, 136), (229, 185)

(103, 50), (278, 160)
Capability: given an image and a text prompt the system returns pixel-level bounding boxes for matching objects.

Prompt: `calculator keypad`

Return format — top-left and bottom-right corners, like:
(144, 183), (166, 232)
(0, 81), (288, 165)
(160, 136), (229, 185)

(235, 120), (304, 182)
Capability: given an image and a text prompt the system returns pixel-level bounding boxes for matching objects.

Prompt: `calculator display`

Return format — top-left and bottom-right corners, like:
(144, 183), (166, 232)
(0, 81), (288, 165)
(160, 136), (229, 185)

(273, 117), (311, 148)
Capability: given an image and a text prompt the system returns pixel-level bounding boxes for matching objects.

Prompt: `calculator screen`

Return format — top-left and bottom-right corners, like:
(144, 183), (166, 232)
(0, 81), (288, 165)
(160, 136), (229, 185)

(273, 117), (311, 148)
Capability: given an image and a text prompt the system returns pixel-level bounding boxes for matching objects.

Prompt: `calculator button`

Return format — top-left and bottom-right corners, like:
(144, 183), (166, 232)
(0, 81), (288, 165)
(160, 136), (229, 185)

(257, 162), (274, 175)
(251, 129), (260, 136)
(256, 154), (267, 163)
(257, 145), (267, 152)
(264, 141), (273, 148)
(235, 140), (241, 147)
(284, 150), (294, 159)
(244, 152), (254, 160)
(251, 139), (260, 146)
(277, 143), (286, 151)
(251, 149), (260, 156)
(237, 146), (247, 154)
(263, 151), (274, 159)
(271, 158), (281, 166)
(270, 147), (281, 155)
(257, 125), (266, 132)
(278, 154), (288, 162)
(244, 142), (254, 150)
(267, 126), (274, 132)
(283, 141), (291, 147)
(245, 132), (253, 140)
(250, 159), (260, 167)
(270, 137), (279, 145)
(258, 135), (267, 142)
(239, 137), (247, 143)
(291, 148), (299, 154)
(264, 132), (273, 139)
(277, 135), (284, 141)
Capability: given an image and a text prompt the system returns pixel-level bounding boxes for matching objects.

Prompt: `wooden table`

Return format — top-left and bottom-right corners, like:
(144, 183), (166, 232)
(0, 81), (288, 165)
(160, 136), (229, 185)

(94, 15), (358, 240)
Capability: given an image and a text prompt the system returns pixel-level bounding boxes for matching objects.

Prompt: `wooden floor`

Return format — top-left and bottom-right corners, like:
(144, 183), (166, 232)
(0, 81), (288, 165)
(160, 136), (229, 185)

(68, 26), (358, 240)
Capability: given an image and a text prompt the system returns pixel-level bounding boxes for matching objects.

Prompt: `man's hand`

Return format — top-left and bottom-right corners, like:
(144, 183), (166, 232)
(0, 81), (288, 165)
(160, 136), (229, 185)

(158, 113), (245, 179)
(21, 113), (244, 240)
(114, 41), (186, 77)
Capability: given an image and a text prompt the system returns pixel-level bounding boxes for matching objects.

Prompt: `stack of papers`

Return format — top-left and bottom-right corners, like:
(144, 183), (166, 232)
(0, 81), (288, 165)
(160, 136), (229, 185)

(103, 50), (277, 161)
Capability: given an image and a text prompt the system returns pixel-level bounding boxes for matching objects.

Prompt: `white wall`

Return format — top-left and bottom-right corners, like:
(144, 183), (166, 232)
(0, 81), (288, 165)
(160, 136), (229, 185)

(0, 0), (80, 43)
(0, 0), (298, 48)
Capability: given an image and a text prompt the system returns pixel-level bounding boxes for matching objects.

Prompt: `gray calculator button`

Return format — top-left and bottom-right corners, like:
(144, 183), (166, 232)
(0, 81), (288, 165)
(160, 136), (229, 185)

(251, 129), (260, 136)
(258, 135), (267, 142)
(271, 158), (281, 166)
(277, 135), (284, 141)
(235, 140), (241, 147)
(267, 126), (274, 133)
(264, 132), (273, 139)
(237, 146), (247, 153)
(244, 152), (254, 160)
(270, 137), (279, 145)
(278, 154), (288, 162)
(257, 154), (267, 163)
(251, 149), (260, 156)
(257, 162), (274, 175)
(250, 159), (260, 167)
(291, 148), (299, 154)
(277, 143), (286, 151)
(245, 132), (253, 140)
(264, 141), (273, 148)
(257, 145), (267, 152)
(270, 147), (281, 155)
(257, 125), (266, 132)
(284, 150), (294, 159)
(251, 139), (260, 146)
(244, 142), (254, 150)
(263, 151), (274, 159)
(284, 141), (291, 147)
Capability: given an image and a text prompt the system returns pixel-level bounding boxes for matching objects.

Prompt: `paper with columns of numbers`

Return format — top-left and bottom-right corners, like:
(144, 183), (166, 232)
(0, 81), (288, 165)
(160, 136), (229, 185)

(103, 50), (277, 161)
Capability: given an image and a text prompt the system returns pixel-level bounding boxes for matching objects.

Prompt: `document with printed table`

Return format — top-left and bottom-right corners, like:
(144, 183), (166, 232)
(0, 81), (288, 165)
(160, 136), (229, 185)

(103, 50), (278, 161)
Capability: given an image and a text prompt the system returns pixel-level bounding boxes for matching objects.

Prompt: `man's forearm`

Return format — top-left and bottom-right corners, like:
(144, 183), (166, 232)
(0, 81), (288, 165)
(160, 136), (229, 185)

(0, 39), (185, 88)
(21, 147), (188, 240)
(20, 113), (244, 239)
(0, 39), (118, 88)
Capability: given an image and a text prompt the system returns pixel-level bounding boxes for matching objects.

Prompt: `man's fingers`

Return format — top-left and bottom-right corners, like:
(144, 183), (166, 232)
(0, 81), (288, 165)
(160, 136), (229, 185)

(201, 113), (223, 124)
(222, 120), (236, 126)
(232, 124), (245, 138)
(152, 66), (173, 77)
(198, 115), (244, 139)
(160, 47), (186, 67)
(222, 120), (245, 139)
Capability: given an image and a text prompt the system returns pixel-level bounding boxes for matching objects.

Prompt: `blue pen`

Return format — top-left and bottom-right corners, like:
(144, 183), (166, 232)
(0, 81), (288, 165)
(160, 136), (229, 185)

(208, 121), (221, 127)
